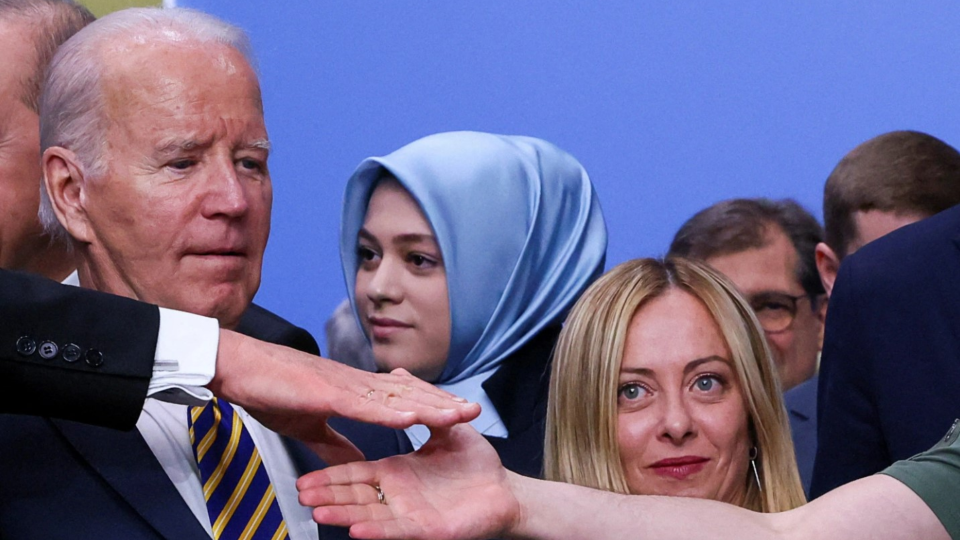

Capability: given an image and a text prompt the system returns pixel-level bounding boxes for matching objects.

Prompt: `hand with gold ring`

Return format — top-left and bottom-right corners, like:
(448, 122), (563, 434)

(212, 333), (480, 467)
(299, 424), (519, 540)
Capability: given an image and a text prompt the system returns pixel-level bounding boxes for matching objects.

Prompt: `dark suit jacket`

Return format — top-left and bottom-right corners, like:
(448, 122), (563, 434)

(784, 375), (817, 497)
(0, 269), (158, 429)
(319, 326), (559, 540)
(0, 268), (320, 429)
(0, 302), (322, 539)
(810, 204), (960, 498)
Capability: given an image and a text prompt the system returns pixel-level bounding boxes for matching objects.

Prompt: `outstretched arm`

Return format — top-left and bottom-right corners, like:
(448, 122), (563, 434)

(0, 268), (478, 448)
(511, 473), (944, 540)
(297, 424), (948, 540)
(212, 330), (480, 464)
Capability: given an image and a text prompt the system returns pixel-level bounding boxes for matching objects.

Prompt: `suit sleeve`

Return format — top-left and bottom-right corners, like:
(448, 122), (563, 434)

(0, 269), (158, 429)
(809, 259), (889, 498)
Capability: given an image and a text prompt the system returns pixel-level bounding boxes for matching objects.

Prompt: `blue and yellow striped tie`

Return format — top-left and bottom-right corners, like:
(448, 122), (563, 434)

(188, 398), (289, 540)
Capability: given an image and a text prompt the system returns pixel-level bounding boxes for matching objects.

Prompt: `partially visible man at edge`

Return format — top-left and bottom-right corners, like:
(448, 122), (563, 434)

(0, 8), (478, 540)
(808, 130), (960, 498)
(0, 0), (83, 281)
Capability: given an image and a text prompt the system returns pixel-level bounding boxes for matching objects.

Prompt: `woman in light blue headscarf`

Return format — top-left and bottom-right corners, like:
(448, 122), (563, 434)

(333, 131), (607, 478)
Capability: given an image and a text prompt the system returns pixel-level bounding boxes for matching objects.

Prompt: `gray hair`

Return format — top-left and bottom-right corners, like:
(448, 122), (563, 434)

(0, 0), (94, 112)
(668, 198), (826, 301)
(37, 7), (257, 242)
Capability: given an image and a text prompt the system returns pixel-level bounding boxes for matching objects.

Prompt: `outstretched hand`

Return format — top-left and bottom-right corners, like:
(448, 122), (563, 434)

(297, 424), (522, 540)
(210, 330), (481, 465)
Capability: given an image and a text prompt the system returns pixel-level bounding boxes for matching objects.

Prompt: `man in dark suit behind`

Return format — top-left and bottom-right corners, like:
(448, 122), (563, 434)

(809, 131), (960, 498)
(787, 130), (960, 495)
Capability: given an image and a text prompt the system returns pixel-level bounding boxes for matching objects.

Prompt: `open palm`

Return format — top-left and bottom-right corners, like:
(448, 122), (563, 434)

(298, 424), (521, 540)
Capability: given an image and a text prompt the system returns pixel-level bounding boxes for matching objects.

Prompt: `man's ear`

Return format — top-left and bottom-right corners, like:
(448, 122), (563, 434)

(815, 242), (841, 298)
(42, 147), (94, 244)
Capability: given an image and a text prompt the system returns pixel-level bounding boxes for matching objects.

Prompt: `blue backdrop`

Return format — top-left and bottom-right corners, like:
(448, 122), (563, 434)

(180, 0), (960, 352)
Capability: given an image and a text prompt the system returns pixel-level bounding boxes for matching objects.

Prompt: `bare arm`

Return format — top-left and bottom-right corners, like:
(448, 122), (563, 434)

(211, 330), (480, 464)
(298, 424), (948, 540)
(512, 474), (946, 540)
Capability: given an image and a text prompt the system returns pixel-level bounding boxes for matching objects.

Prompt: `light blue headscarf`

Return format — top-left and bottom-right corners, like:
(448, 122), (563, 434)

(340, 131), (607, 441)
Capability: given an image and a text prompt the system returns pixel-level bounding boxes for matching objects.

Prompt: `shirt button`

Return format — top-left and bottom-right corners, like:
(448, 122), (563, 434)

(85, 348), (104, 368)
(62, 343), (82, 363)
(38, 341), (59, 360)
(16, 336), (37, 356)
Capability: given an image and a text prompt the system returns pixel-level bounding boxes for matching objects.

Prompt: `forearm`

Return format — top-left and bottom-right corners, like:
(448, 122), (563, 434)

(507, 473), (780, 540)
(210, 329), (480, 430)
(507, 474), (946, 540)
(207, 329), (288, 411)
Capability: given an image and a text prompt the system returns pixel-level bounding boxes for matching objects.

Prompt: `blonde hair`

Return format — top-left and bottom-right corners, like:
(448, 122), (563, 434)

(545, 257), (805, 512)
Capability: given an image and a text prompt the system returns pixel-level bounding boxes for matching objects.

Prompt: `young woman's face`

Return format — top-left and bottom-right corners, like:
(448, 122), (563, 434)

(616, 288), (751, 505)
(354, 179), (451, 381)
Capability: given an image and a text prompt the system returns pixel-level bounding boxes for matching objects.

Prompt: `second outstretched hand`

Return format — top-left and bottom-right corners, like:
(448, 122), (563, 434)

(210, 330), (481, 465)
(297, 420), (951, 540)
(297, 424), (520, 540)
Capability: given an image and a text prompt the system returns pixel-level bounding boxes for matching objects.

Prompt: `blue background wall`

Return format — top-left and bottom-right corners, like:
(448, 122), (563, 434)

(180, 0), (960, 351)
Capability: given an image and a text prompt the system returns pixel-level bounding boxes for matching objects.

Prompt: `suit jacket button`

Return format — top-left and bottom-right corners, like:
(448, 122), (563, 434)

(16, 336), (37, 356)
(62, 343), (82, 363)
(38, 341), (59, 360)
(85, 348), (104, 368)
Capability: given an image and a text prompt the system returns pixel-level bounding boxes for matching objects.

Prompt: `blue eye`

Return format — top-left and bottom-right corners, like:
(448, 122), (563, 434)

(694, 375), (722, 392)
(618, 383), (648, 401)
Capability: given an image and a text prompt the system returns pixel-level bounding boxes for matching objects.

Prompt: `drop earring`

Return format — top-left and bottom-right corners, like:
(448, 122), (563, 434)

(749, 446), (762, 492)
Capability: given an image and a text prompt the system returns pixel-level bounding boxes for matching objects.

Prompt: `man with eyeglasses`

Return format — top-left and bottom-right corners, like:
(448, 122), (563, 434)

(669, 198), (826, 391)
(669, 197), (826, 490)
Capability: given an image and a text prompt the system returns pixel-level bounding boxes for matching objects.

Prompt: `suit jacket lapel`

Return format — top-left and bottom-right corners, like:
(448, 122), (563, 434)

(51, 419), (210, 540)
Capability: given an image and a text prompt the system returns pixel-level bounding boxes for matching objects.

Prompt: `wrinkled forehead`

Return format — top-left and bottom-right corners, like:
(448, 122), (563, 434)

(0, 18), (38, 98)
(100, 37), (262, 117)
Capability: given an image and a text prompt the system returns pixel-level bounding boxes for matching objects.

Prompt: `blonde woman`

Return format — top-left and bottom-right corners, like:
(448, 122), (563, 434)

(546, 257), (805, 512)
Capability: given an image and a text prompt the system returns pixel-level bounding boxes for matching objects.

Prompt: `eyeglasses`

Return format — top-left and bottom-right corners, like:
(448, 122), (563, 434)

(746, 292), (815, 333)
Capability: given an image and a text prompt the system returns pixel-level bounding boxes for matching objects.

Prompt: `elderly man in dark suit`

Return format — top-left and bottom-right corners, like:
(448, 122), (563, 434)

(1, 7), (323, 538)
(0, 0), (313, 422)
(1, 6), (317, 537)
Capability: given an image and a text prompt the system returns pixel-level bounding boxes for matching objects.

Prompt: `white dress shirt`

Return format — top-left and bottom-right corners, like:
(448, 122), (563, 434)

(62, 271), (218, 405)
(138, 400), (317, 540)
(63, 271), (316, 539)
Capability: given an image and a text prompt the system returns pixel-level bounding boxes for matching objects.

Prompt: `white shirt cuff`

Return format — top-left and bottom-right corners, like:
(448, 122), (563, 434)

(147, 307), (219, 405)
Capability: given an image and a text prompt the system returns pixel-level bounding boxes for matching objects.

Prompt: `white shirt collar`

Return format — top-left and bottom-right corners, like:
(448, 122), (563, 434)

(61, 270), (80, 287)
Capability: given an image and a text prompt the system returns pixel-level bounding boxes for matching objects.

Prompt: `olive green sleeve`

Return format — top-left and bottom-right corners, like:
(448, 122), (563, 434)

(882, 419), (960, 540)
